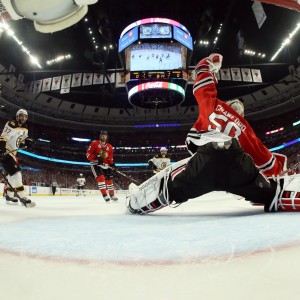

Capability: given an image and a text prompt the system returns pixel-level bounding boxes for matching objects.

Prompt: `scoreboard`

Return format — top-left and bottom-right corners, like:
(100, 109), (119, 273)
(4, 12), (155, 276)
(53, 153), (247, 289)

(130, 70), (185, 80)
(118, 18), (193, 109)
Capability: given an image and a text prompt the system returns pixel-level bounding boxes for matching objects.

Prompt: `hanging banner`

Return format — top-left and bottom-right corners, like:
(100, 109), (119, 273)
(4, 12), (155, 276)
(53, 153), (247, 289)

(251, 69), (263, 82)
(241, 68), (253, 82)
(93, 73), (103, 85)
(51, 76), (62, 90)
(252, 1), (267, 29)
(42, 77), (52, 92)
(220, 68), (231, 81)
(104, 73), (116, 84)
(71, 73), (82, 87)
(61, 74), (71, 89)
(115, 72), (125, 88)
(33, 80), (42, 93)
(230, 68), (242, 81)
(82, 73), (93, 86)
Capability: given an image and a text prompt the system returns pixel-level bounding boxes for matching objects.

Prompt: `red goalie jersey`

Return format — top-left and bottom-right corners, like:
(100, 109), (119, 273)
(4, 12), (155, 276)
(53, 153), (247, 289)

(189, 64), (287, 177)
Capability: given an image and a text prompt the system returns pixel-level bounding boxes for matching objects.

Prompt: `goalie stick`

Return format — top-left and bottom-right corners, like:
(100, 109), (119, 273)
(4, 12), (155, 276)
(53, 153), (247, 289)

(0, 171), (36, 208)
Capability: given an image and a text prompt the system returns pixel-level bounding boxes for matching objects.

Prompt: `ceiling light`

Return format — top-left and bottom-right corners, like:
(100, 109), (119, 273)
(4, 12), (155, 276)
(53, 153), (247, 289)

(270, 22), (300, 61)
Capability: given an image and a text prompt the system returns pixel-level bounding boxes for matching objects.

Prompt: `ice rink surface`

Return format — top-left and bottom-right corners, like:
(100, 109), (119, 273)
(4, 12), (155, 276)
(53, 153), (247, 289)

(1, 192), (300, 300)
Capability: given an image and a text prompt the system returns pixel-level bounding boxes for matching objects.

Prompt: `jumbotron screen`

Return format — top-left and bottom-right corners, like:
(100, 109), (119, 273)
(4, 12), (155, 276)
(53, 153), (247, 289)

(140, 23), (172, 39)
(126, 42), (186, 72)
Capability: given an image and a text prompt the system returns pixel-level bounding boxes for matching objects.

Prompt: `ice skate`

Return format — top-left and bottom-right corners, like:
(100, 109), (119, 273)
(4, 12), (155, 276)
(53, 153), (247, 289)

(5, 195), (18, 205)
(110, 195), (118, 202)
(103, 194), (110, 203)
(19, 196), (36, 208)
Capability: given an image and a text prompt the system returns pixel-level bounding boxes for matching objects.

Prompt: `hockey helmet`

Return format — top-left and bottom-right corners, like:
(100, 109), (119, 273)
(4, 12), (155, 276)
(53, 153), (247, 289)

(16, 109), (28, 122)
(226, 99), (244, 117)
(160, 147), (168, 152)
(80, 173), (83, 177)
(100, 130), (108, 136)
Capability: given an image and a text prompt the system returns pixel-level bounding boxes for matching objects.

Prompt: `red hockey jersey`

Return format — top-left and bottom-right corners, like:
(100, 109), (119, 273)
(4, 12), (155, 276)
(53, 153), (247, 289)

(188, 72), (286, 176)
(86, 140), (114, 168)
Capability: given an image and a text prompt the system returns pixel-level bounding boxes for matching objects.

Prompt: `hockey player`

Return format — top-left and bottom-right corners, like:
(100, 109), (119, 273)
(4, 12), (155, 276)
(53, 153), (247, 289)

(0, 109), (35, 207)
(187, 53), (287, 177)
(148, 147), (171, 174)
(76, 173), (86, 196)
(86, 130), (118, 203)
(127, 53), (299, 214)
(51, 180), (58, 196)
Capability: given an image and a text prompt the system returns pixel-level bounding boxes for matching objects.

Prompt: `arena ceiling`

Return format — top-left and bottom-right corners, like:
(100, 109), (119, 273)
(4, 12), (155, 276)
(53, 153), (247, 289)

(0, 0), (299, 109)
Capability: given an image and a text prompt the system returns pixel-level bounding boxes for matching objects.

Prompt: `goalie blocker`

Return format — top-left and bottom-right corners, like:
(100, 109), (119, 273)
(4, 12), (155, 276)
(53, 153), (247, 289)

(128, 136), (300, 214)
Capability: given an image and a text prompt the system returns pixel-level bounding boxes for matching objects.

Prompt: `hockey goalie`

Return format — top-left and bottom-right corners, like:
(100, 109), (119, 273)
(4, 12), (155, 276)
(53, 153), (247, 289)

(127, 53), (300, 214)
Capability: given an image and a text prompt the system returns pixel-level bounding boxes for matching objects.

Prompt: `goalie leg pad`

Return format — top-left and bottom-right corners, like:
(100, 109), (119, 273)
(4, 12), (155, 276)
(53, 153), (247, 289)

(128, 158), (190, 214)
(265, 174), (300, 212)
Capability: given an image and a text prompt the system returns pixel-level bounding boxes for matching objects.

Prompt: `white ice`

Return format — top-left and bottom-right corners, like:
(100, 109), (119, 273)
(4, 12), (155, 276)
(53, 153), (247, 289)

(1, 192), (300, 300)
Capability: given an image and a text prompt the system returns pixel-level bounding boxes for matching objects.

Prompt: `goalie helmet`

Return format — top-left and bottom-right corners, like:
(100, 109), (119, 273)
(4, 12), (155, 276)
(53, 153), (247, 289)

(226, 99), (244, 117)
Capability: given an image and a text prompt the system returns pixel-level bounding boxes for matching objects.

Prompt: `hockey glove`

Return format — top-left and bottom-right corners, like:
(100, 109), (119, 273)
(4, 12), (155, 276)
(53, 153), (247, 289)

(24, 138), (34, 150)
(195, 53), (223, 83)
(148, 160), (156, 170)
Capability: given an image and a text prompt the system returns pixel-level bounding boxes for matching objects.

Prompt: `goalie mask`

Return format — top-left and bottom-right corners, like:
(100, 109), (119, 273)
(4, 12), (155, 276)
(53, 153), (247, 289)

(226, 99), (244, 117)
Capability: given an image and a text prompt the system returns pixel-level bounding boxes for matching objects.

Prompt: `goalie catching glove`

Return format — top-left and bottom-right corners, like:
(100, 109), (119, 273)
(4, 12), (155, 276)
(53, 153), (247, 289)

(194, 53), (223, 83)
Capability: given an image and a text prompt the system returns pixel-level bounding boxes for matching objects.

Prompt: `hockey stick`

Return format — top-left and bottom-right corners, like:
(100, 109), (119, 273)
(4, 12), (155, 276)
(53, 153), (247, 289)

(108, 166), (141, 184)
(3, 146), (27, 156)
(0, 170), (35, 208)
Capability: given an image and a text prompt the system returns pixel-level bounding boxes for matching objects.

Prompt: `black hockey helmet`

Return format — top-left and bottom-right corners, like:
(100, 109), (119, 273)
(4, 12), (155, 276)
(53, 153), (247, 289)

(100, 130), (108, 135)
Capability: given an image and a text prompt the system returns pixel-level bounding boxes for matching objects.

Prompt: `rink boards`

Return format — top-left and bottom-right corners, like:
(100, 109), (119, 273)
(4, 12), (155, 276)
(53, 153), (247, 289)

(0, 182), (127, 197)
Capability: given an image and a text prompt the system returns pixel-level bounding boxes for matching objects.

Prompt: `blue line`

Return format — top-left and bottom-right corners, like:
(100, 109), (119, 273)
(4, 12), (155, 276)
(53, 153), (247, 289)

(18, 137), (300, 167)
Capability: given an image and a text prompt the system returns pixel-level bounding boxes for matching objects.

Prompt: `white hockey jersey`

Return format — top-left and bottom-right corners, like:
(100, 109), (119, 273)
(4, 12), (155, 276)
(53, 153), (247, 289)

(0, 121), (28, 156)
(148, 154), (171, 173)
(77, 177), (86, 187)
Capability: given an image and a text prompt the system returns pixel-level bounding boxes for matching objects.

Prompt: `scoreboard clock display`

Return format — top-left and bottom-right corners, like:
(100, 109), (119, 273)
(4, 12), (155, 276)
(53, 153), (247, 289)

(130, 70), (184, 80)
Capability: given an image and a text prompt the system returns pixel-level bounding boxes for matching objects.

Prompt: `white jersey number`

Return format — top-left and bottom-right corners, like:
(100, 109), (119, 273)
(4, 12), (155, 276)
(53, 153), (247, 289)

(208, 112), (242, 138)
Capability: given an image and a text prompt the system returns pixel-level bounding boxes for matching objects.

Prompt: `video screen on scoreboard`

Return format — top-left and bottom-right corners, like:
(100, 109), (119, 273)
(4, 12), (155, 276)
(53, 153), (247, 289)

(140, 23), (172, 39)
(126, 42), (184, 72)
